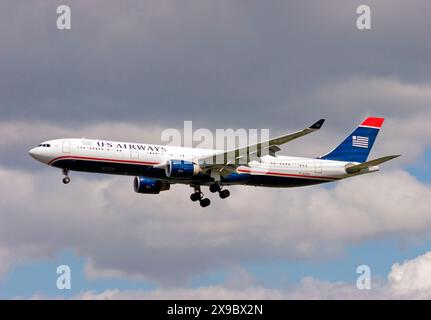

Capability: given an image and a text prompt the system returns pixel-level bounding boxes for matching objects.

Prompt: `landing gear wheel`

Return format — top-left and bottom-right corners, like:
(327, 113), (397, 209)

(219, 189), (230, 199)
(209, 183), (221, 193)
(62, 169), (70, 184)
(190, 192), (202, 202)
(199, 198), (211, 207)
(191, 185), (209, 206)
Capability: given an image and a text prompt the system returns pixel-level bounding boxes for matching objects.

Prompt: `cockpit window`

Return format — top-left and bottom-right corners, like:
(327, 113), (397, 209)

(38, 144), (51, 147)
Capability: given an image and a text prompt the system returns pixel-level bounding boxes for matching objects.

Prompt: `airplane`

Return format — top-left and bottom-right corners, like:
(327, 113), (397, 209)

(29, 117), (399, 207)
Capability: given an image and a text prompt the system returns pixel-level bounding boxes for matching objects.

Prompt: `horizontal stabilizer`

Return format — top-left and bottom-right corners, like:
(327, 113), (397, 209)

(345, 155), (400, 174)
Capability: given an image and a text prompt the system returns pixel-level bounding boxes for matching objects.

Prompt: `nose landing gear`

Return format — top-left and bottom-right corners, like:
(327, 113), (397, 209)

(62, 169), (70, 184)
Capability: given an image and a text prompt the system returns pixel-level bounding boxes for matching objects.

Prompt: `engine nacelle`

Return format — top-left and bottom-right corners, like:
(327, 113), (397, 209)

(134, 177), (170, 194)
(165, 160), (201, 178)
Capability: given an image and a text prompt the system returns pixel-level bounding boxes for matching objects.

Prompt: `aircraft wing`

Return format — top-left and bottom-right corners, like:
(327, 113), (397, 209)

(197, 119), (325, 168)
(345, 155), (401, 174)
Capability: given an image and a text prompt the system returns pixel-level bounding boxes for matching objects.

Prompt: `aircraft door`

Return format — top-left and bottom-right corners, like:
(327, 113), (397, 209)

(62, 140), (71, 153)
(314, 161), (322, 173)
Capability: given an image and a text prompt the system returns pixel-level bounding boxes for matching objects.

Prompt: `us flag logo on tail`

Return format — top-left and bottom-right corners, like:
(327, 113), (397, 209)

(352, 135), (369, 148)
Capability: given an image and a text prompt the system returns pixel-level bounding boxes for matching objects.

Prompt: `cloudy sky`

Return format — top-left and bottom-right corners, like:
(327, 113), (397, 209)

(1, 0), (431, 299)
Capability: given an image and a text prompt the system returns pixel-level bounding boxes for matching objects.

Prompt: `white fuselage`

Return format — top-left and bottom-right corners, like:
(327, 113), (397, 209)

(29, 138), (376, 188)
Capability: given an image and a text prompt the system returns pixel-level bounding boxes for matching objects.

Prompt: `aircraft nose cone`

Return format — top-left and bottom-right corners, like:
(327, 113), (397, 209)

(28, 146), (53, 164)
(29, 147), (43, 162)
(28, 147), (37, 158)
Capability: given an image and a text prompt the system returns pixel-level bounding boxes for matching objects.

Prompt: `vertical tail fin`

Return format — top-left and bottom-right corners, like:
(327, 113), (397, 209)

(320, 117), (384, 163)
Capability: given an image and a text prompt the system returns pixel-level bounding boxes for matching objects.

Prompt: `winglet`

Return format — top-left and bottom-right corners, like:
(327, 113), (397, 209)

(309, 119), (325, 130)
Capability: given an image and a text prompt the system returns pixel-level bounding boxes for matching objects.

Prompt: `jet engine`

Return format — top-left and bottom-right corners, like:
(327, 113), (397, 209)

(133, 177), (170, 194)
(165, 160), (202, 178)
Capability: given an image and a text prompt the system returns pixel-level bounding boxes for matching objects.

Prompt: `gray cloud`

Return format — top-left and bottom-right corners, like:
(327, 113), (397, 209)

(0, 0), (430, 128)
(1, 0), (431, 292)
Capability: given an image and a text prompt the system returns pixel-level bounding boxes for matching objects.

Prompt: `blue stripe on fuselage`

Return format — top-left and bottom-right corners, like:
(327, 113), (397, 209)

(52, 159), (334, 188)
(51, 159), (165, 177)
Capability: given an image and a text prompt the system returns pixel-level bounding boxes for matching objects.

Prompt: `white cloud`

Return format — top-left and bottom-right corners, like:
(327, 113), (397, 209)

(388, 252), (431, 298)
(300, 77), (431, 162)
(311, 77), (431, 115)
(2, 76), (431, 284)
(29, 251), (431, 299)
(1, 0), (431, 299)
(3, 75), (431, 169)
(1, 162), (431, 284)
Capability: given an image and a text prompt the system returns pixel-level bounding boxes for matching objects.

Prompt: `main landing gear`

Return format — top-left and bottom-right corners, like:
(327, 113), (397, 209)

(62, 169), (70, 184)
(190, 186), (211, 207)
(209, 183), (230, 199)
(190, 184), (230, 208)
